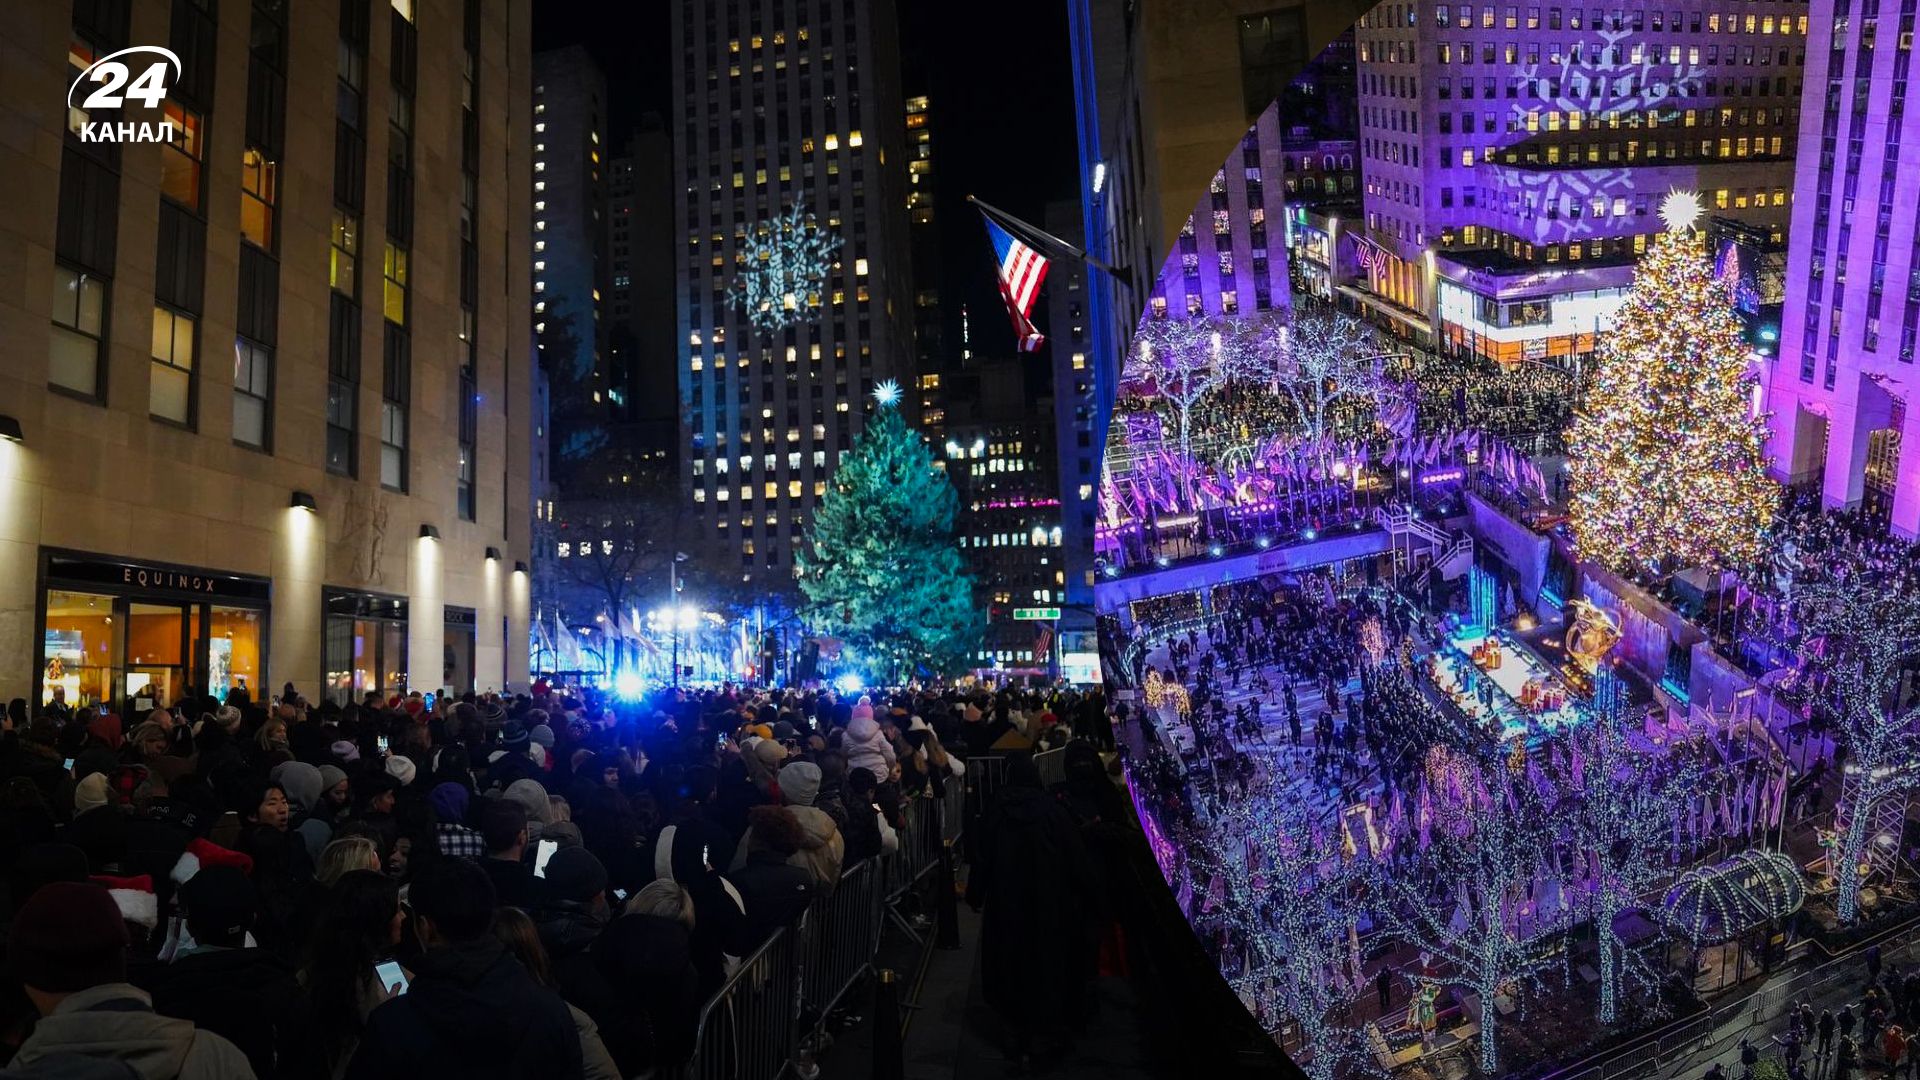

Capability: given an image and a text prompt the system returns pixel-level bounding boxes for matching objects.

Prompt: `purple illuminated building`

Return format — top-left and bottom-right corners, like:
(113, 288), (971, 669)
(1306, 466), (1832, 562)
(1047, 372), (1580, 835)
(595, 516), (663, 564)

(1767, 0), (1920, 537)
(1349, 0), (1806, 363)
(1146, 103), (1295, 323)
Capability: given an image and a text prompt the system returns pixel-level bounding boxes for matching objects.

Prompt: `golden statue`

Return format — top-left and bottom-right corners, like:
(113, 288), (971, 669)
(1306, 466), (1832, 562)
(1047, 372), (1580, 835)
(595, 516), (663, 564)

(1564, 599), (1622, 675)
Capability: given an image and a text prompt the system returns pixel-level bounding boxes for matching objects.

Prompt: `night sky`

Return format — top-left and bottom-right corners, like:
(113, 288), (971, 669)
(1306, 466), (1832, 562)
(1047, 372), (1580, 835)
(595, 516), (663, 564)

(531, 0), (1081, 367)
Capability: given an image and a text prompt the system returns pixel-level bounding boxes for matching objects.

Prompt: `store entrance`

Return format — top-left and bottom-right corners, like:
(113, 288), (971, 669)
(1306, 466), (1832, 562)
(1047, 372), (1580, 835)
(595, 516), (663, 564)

(125, 602), (192, 720)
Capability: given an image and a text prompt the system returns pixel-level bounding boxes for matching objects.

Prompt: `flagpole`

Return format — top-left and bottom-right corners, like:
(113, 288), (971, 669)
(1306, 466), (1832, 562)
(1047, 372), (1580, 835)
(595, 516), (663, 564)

(968, 194), (1135, 288)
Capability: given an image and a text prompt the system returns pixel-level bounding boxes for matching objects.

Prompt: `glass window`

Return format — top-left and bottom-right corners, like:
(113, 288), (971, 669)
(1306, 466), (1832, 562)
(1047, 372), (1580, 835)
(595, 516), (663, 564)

(126, 603), (186, 710)
(160, 104), (204, 209)
(330, 211), (359, 294)
(42, 591), (119, 710)
(380, 400), (406, 490)
(51, 265), (106, 397)
(233, 337), (272, 448)
(240, 148), (277, 248)
(150, 306), (196, 424)
(383, 242), (408, 324)
(207, 607), (262, 702)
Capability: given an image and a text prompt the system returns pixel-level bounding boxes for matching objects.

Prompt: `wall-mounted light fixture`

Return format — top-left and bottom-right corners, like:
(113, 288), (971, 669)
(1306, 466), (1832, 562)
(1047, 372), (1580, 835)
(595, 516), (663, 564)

(0, 415), (23, 443)
(419, 524), (441, 540)
(513, 561), (529, 574)
(290, 490), (318, 512)
(485, 546), (502, 561)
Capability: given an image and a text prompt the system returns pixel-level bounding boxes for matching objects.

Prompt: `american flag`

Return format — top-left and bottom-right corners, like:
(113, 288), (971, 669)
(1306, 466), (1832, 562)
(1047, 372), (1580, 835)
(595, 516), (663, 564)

(982, 215), (1050, 352)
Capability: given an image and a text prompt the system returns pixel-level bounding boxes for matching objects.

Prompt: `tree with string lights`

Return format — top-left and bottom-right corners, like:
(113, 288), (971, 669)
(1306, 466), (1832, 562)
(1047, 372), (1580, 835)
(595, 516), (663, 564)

(1794, 580), (1920, 923)
(1236, 307), (1389, 443)
(796, 383), (981, 680)
(1566, 190), (1775, 578)
(1124, 314), (1247, 503)
(1217, 791), (1382, 1080)
(1385, 755), (1566, 1075)
(1569, 666), (1700, 1024)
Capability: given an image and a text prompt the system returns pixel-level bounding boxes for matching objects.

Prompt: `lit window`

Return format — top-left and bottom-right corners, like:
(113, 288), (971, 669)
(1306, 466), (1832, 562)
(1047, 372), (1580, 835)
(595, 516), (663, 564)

(383, 243), (408, 325)
(159, 103), (204, 209)
(240, 147), (278, 248)
(149, 306), (196, 424)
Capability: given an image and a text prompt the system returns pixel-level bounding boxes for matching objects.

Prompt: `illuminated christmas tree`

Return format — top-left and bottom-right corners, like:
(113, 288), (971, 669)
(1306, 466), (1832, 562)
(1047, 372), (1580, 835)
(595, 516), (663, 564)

(1567, 190), (1775, 577)
(796, 387), (981, 680)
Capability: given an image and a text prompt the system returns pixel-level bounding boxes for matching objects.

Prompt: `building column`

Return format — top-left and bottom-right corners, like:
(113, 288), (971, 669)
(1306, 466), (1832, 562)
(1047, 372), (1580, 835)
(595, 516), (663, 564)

(1822, 370), (1882, 513)
(1893, 401), (1920, 540)
(507, 562), (531, 692)
(0, 435), (39, 706)
(409, 532), (444, 694)
(476, 551), (505, 694)
(270, 501), (327, 704)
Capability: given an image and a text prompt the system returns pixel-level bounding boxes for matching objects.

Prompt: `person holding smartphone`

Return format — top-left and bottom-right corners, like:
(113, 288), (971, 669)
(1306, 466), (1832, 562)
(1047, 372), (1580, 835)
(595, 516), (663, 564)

(297, 869), (407, 1076)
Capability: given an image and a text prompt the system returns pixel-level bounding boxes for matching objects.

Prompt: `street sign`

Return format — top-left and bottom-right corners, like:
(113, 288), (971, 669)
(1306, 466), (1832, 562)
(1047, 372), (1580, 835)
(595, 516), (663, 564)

(1012, 607), (1061, 621)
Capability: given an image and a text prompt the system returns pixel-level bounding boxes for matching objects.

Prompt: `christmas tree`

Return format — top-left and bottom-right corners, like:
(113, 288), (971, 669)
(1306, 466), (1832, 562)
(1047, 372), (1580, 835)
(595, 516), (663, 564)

(1567, 190), (1775, 577)
(796, 386), (982, 681)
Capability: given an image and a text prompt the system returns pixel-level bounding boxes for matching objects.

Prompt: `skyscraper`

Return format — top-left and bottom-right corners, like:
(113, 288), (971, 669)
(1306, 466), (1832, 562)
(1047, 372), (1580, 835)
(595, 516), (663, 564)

(1, 0), (535, 707)
(606, 116), (680, 461)
(671, 0), (914, 586)
(1046, 200), (1100, 682)
(1350, 1), (1807, 363)
(1768, 0), (1920, 536)
(531, 46), (611, 449)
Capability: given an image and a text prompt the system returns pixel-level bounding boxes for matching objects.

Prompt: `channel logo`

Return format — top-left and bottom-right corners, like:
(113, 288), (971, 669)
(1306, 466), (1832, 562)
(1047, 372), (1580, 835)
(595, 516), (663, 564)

(67, 45), (182, 144)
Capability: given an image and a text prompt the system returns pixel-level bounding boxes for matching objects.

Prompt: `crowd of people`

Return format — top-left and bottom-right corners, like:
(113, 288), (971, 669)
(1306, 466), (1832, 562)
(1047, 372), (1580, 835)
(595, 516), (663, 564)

(0, 676), (1113, 1079)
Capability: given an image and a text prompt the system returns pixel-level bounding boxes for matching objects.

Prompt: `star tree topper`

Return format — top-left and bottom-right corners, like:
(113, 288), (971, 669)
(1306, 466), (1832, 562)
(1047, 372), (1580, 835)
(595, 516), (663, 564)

(1659, 189), (1705, 234)
(872, 378), (901, 408)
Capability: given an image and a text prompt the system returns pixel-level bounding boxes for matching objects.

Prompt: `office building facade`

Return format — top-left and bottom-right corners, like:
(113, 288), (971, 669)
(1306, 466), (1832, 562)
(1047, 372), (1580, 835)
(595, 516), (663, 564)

(1350, 0), (1806, 362)
(671, 0), (915, 586)
(1, 0), (535, 709)
(1767, 0), (1920, 536)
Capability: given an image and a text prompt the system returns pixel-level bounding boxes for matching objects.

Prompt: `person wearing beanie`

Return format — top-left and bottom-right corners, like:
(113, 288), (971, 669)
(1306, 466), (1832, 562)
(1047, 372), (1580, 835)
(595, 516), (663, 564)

(503, 778), (555, 843)
(728, 761), (844, 889)
(329, 738), (361, 764)
(73, 770), (114, 818)
(317, 763), (351, 822)
(842, 706), (896, 787)
(383, 754), (418, 789)
(530, 848), (617, 1031)
(348, 858), (583, 1078)
(136, 866), (300, 1078)
(9, 882), (255, 1078)
(430, 782), (487, 858)
(484, 720), (541, 793)
(529, 724), (557, 751)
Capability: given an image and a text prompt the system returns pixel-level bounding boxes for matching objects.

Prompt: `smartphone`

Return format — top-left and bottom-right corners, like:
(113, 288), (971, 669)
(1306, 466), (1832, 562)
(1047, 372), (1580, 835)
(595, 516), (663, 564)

(532, 838), (559, 878)
(374, 959), (408, 996)
(63, 757), (75, 771)
(377, 734), (390, 752)
(422, 691), (436, 710)
(612, 888), (628, 902)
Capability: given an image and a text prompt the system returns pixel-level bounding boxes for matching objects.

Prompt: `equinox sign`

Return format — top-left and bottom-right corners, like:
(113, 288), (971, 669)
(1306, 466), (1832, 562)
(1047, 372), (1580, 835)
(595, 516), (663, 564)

(68, 45), (183, 144)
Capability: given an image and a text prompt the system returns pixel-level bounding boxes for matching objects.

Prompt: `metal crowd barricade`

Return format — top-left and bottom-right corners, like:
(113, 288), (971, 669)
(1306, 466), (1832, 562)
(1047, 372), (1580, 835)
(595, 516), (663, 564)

(679, 919), (803, 1080)
(799, 858), (885, 1024)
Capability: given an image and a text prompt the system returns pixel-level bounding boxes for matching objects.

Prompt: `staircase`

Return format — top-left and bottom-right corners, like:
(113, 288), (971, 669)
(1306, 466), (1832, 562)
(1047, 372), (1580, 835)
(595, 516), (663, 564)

(1372, 505), (1474, 595)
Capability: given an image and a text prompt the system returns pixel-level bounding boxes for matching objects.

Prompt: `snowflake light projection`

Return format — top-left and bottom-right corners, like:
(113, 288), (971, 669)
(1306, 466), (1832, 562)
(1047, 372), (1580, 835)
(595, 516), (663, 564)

(729, 201), (843, 335)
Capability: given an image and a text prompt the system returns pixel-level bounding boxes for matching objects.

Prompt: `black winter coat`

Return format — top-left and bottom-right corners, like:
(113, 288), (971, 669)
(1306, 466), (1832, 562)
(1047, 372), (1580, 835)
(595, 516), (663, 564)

(345, 936), (584, 1080)
(133, 945), (301, 1077)
(964, 780), (1101, 1023)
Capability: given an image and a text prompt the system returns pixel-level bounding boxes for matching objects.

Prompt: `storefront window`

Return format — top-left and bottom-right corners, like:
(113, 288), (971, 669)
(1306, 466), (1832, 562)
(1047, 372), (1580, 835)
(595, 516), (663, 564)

(126, 603), (187, 714)
(324, 593), (409, 706)
(444, 611), (475, 694)
(208, 607), (262, 703)
(42, 591), (118, 709)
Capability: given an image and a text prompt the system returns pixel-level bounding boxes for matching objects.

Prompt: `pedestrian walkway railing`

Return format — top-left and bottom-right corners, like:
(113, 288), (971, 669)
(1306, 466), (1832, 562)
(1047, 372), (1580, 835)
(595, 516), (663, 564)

(800, 858), (885, 1024)
(1536, 912), (1920, 1080)
(681, 919), (803, 1080)
(671, 749), (1052, 1080)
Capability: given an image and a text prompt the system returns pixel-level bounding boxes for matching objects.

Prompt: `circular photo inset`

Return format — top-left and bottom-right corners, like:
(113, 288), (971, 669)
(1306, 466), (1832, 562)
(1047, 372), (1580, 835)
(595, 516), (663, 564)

(1100, 13), (1904, 1080)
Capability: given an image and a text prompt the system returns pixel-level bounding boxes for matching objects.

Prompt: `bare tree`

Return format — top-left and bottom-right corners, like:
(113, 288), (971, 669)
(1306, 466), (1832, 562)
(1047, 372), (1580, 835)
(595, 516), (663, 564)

(1124, 314), (1246, 503)
(1236, 307), (1387, 443)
